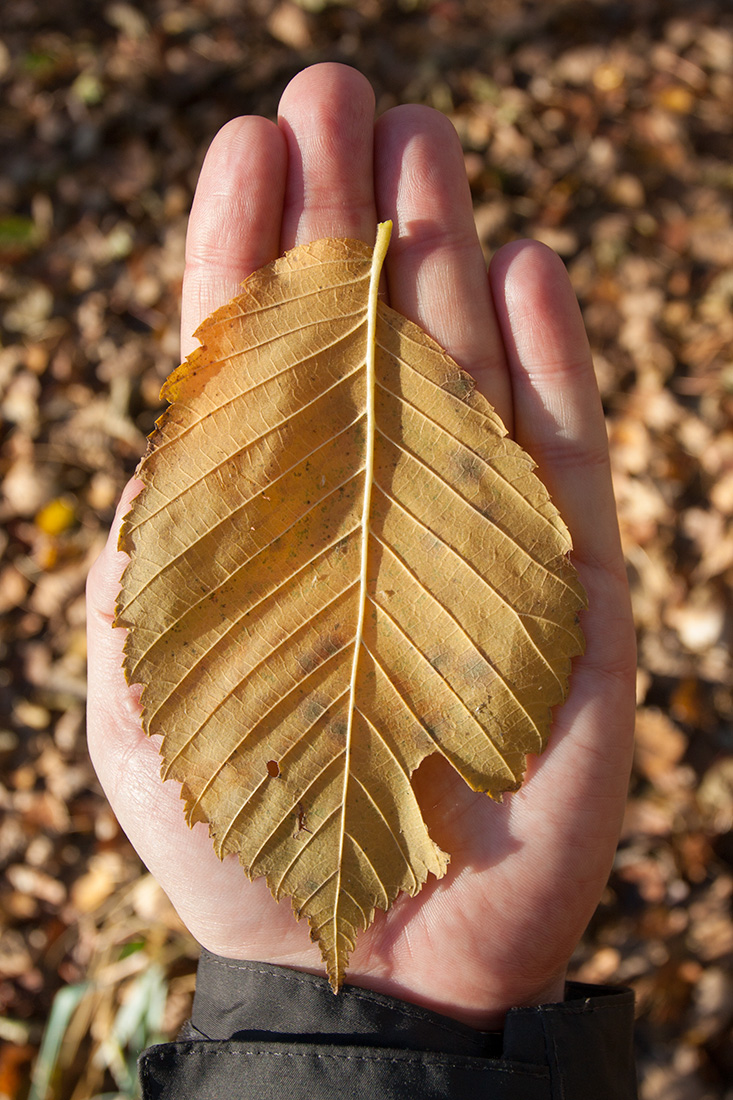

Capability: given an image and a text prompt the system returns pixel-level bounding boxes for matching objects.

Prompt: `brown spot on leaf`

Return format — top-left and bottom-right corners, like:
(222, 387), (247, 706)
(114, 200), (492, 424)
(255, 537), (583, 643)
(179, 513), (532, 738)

(331, 720), (348, 741)
(322, 632), (345, 657)
(298, 651), (318, 674)
(304, 698), (326, 723)
(458, 451), (483, 483)
(441, 373), (475, 401)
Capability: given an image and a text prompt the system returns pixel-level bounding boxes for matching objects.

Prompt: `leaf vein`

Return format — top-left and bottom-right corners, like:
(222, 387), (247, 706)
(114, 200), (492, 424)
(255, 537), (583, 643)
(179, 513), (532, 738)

(162, 577), (358, 792)
(363, 604), (521, 779)
(158, 637), (353, 784)
(371, 483), (566, 695)
(125, 350), (366, 538)
(350, 755), (419, 890)
(226, 269), (370, 320)
(374, 422), (578, 600)
(374, 375), (569, 544)
(368, 533), (545, 742)
(121, 413), (363, 624)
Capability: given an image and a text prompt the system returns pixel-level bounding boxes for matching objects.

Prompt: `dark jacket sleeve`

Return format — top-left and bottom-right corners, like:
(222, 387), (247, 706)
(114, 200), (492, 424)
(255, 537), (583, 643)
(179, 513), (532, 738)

(139, 949), (637, 1099)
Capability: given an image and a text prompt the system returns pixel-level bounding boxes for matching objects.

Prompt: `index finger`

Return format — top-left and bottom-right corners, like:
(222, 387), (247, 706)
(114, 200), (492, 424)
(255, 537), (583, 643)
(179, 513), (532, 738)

(181, 115), (287, 359)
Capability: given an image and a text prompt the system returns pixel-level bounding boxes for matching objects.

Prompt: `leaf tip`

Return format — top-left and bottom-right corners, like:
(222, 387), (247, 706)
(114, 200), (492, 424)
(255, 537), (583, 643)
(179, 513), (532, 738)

(328, 973), (342, 995)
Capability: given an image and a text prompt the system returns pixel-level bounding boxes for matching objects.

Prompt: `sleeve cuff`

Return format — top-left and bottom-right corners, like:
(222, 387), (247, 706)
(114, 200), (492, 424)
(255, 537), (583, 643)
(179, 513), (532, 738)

(139, 950), (637, 1100)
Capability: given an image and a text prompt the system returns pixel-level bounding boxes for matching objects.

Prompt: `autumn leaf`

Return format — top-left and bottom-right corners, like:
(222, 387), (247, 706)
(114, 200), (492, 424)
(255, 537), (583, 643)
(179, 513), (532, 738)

(115, 222), (587, 990)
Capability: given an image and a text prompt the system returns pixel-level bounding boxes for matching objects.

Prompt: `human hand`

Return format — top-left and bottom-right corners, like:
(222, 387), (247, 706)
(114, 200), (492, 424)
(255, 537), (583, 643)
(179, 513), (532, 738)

(86, 63), (636, 1030)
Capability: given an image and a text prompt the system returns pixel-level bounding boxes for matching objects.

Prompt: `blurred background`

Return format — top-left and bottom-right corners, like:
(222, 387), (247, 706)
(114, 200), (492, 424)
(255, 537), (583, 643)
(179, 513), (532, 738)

(0, 0), (731, 1096)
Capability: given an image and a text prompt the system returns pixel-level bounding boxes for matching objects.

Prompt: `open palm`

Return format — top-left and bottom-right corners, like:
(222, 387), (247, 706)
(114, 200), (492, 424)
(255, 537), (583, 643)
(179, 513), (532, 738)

(87, 64), (636, 1030)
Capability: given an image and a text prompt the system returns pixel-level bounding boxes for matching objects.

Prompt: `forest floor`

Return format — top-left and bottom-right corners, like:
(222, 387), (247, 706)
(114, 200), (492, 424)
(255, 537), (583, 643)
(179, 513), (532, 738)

(1, 1), (732, 1097)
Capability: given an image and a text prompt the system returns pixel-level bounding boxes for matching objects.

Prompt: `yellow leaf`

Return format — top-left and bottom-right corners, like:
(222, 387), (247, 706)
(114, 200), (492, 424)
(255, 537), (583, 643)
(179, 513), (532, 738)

(35, 496), (76, 536)
(115, 222), (586, 989)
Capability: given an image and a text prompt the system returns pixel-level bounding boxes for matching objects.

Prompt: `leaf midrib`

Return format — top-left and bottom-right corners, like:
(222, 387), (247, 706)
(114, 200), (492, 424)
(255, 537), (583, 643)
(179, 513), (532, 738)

(335, 221), (393, 957)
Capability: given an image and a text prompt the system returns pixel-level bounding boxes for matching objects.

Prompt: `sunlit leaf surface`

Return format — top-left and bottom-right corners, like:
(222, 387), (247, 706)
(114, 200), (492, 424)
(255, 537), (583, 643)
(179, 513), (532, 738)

(116, 222), (586, 988)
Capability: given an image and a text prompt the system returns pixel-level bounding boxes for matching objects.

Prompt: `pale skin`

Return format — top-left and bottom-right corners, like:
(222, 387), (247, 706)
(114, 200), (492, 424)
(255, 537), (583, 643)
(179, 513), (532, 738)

(86, 63), (637, 1031)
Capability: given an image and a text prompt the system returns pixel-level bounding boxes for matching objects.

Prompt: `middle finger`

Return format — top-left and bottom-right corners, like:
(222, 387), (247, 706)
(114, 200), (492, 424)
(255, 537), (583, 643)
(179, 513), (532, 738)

(277, 64), (378, 250)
